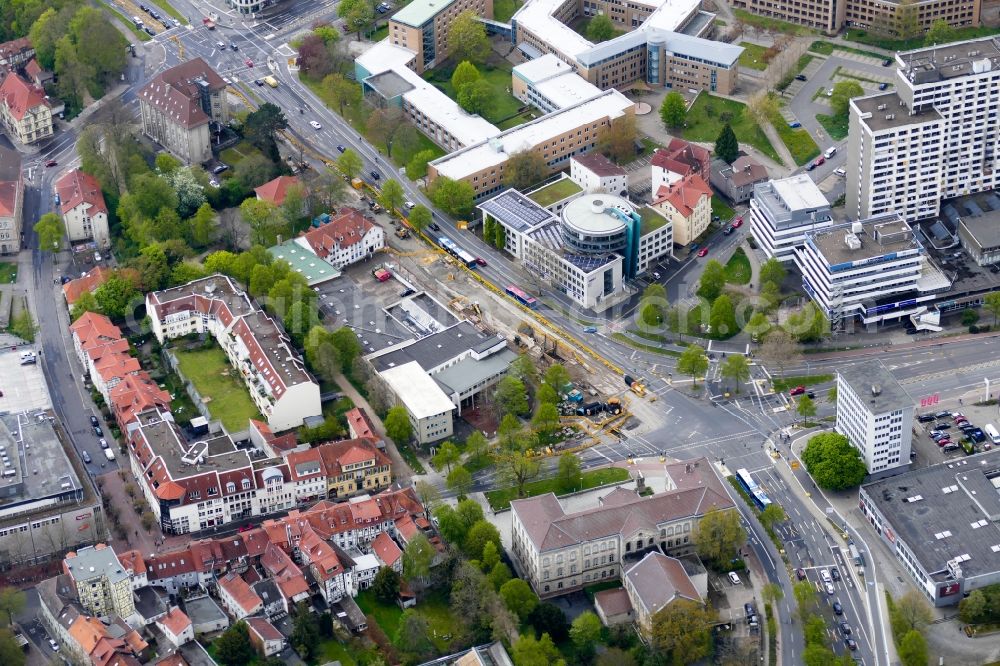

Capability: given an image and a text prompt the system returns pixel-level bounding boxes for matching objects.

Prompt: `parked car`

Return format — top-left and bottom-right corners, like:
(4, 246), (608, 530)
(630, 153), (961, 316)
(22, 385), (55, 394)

(796, 568), (806, 580)
(917, 414), (936, 422)
(788, 121), (802, 128)
(795, 74), (807, 81)
(45, 159), (58, 167)
(806, 391), (816, 399)
(825, 583), (835, 595)
(879, 82), (889, 90)
(244, 58), (254, 67)
(790, 386), (806, 396)
(732, 217), (743, 228)
(90, 415), (99, 427)
(834, 167), (846, 176)
(882, 58), (893, 66)
(728, 572), (741, 585)
(697, 247), (709, 257)
(935, 411), (952, 419)
(82, 451), (92, 464)
(49, 639), (60, 651)
(93, 426), (103, 437)
(100, 438), (109, 449)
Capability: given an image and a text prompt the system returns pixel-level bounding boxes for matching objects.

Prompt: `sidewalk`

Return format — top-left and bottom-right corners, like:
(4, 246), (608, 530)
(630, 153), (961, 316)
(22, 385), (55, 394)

(332, 372), (415, 481)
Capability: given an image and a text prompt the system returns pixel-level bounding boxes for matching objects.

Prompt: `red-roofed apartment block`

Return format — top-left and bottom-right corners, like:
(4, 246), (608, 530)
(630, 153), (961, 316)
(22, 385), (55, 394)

(145, 275), (321, 431)
(297, 207), (384, 270)
(651, 173), (712, 247)
(56, 169), (110, 249)
(216, 572), (262, 619)
(0, 70), (52, 144)
(62, 266), (112, 305)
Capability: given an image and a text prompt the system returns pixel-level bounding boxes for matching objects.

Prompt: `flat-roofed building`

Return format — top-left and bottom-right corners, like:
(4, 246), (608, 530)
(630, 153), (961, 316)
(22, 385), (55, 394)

(380, 362), (454, 444)
(836, 363), (913, 474)
(732, 0), (978, 35)
(387, 0), (493, 73)
(512, 54), (603, 114)
(510, 457), (733, 597)
(749, 174), (834, 262)
(858, 449), (1000, 606)
(959, 208), (1000, 267)
(0, 144), (22, 255)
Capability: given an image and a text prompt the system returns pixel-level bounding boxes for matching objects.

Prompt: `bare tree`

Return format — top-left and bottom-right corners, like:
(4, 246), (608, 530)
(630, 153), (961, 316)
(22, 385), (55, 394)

(757, 328), (801, 378)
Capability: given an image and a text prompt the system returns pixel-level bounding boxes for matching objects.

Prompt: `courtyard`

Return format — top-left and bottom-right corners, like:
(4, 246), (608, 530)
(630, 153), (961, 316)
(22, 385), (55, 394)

(172, 347), (262, 433)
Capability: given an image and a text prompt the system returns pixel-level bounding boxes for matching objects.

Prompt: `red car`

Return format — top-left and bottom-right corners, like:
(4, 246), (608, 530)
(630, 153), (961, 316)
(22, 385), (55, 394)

(732, 217), (743, 228)
(45, 160), (57, 167)
(937, 439), (951, 447)
(789, 385), (806, 396)
(814, 156), (826, 167)
(697, 247), (709, 257)
(245, 58), (254, 67)
(475, 257), (487, 266)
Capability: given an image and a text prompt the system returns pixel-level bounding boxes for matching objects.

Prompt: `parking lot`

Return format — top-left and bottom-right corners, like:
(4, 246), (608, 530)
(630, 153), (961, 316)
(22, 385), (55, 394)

(910, 402), (999, 467)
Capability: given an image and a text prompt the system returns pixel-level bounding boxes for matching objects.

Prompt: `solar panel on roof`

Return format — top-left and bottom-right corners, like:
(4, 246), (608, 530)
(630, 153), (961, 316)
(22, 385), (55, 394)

(480, 190), (554, 232)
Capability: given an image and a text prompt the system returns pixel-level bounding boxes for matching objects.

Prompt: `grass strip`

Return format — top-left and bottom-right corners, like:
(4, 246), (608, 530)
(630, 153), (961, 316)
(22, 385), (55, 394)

(771, 374), (833, 391)
(486, 467), (630, 510)
(611, 332), (681, 357)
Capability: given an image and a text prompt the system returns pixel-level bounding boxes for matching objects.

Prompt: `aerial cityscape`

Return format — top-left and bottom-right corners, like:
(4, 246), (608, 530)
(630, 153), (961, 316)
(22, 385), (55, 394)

(0, 0), (999, 663)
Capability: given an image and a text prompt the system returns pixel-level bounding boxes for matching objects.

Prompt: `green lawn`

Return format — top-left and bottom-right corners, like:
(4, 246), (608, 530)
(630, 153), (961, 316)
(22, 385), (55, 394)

(738, 42), (769, 71)
(733, 9), (816, 36)
(769, 109), (820, 166)
(220, 141), (264, 166)
(682, 94), (780, 164)
(611, 333), (680, 357)
(494, 0), (523, 22)
(809, 40), (885, 61)
(711, 195), (735, 223)
(486, 466), (630, 510)
(95, 0), (151, 41)
(569, 16), (625, 41)
(816, 112), (849, 140)
(777, 54), (814, 92)
(845, 26), (1000, 52)
(528, 178), (582, 206)
(368, 23), (389, 42)
(356, 588), (456, 651)
(771, 374), (834, 392)
(153, 0), (187, 23)
(173, 347), (262, 433)
(725, 248), (752, 285)
(496, 109), (539, 130)
(0, 262), (17, 284)
(424, 60), (523, 124)
(317, 640), (357, 666)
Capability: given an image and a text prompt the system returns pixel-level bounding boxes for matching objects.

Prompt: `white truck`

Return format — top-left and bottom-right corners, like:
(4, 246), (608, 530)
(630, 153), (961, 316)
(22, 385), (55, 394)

(104, 449), (116, 461)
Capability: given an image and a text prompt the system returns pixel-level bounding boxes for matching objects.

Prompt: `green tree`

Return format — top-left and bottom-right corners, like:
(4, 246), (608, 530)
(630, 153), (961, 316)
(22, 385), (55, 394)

(290, 602), (320, 661)
(746, 312), (771, 341)
(896, 590), (933, 634)
(457, 78), (494, 115)
(408, 204), (432, 232)
(831, 80), (865, 118)
(698, 259), (726, 301)
(531, 402), (560, 436)
(396, 609), (434, 661)
(338, 0), (375, 36)
(189, 202), (215, 248)
(585, 13), (616, 41)
(168, 167), (207, 218)
(0, 628), (25, 666)
(429, 176), (475, 218)
(802, 432), (867, 490)
(488, 561), (512, 591)
(528, 604), (569, 643)
(759, 503), (787, 531)
(338, 148), (363, 179)
(465, 430), (490, 464)
(649, 599), (715, 664)
(759, 257), (787, 289)
(509, 354), (539, 388)
(451, 60), (481, 91)
(692, 506), (745, 565)
(965, 307), (985, 327)
(503, 150), (547, 190)
(512, 633), (566, 666)
(385, 406), (413, 443)
(214, 621), (255, 666)
(378, 179), (406, 214)
(331, 326), (362, 373)
(447, 465), (474, 497)
(959, 589), (988, 624)
(639, 283), (668, 328)
(660, 91), (687, 129)
(500, 578), (539, 620)
(720, 354), (751, 393)
(8, 310), (35, 343)
(303, 326), (340, 382)
(132, 244), (171, 292)
(543, 364), (571, 393)
(402, 533), (435, 584)
(240, 198), (287, 246)
(761, 582), (784, 605)
(155, 152), (182, 174)
(406, 149), (437, 181)
(464, 519), (502, 561)
(34, 213), (65, 251)
(898, 630), (928, 666)
(497, 450), (542, 498)
(243, 102), (288, 161)
(797, 394), (817, 422)
(802, 644), (838, 666)
(321, 73), (361, 115)
(677, 344), (709, 387)
(433, 440), (460, 473)
(710, 294), (738, 338)
(556, 451), (582, 493)
(793, 580), (818, 622)
(372, 566), (401, 603)
(94, 274), (140, 320)
(570, 611), (603, 661)
(537, 383), (559, 406)
(714, 122), (739, 164)
(480, 540), (501, 572)
(70, 291), (101, 321)
(493, 375), (529, 418)
(803, 614), (828, 646)
(925, 18), (956, 46)
(596, 114), (638, 165)
(448, 10), (490, 64)
(983, 292), (1000, 326)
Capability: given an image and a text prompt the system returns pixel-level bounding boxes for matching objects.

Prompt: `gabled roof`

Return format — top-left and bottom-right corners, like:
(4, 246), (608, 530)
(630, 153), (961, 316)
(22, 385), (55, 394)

(0, 180), (19, 219)
(299, 526), (343, 580)
(720, 156), (768, 187)
(653, 173), (712, 218)
(158, 607), (192, 637)
(63, 266), (112, 305)
(254, 175), (300, 206)
(300, 208), (376, 258)
(57, 169), (108, 218)
(572, 152), (626, 178)
(371, 532), (402, 567)
(0, 71), (50, 120)
(245, 616), (283, 642)
(138, 58), (225, 129)
(261, 542), (309, 600)
(624, 552), (701, 615)
(71, 312), (122, 345)
(218, 572), (262, 613)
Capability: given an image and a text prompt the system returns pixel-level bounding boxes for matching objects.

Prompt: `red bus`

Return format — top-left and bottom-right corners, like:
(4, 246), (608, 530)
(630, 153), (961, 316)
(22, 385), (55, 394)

(505, 285), (538, 309)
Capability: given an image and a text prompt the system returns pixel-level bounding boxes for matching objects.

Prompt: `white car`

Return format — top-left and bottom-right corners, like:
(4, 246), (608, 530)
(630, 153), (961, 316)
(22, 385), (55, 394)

(208, 179), (220, 188)
(826, 583), (835, 595)
(728, 571), (741, 585)
(404, 201), (416, 209)
(49, 639), (60, 651)
(826, 88), (833, 96)
(309, 120), (322, 130)
(834, 167), (846, 176)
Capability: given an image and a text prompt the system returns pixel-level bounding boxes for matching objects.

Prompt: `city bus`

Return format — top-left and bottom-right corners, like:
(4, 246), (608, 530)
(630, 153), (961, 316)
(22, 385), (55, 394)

(736, 468), (772, 511)
(505, 285), (538, 309)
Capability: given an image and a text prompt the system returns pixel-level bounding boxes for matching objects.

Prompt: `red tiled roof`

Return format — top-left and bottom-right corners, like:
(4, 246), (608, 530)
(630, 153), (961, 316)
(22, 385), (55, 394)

(0, 180), (19, 218)
(118, 549), (147, 576)
(24, 58), (41, 78)
(71, 312), (122, 344)
(301, 208), (375, 258)
(218, 572), (262, 613)
(138, 58), (225, 129)
(158, 607), (192, 637)
(155, 481), (186, 501)
(56, 169), (108, 218)
(0, 71), (49, 121)
(345, 407), (377, 439)
(246, 617), (283, 642)
(0, 38), (33, 64)
(652, 139), (710, 179)
(63, 266), (112, 305)
(299, 526), (342, 580)
(371, 532), (402, 567)
(146, 549), (197, 580)
(261, 542), (309, 600)
(315, 438), (389, 478)
(653, 173), (712, 218)
(254, 175), (300, 206)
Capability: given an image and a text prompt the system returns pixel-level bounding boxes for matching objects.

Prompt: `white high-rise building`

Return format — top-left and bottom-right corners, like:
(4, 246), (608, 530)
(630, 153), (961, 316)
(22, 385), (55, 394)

(847, 37), (1000, 222)
(794, 214), (949, 328)
(836, 364), (914, 475)
(748, 174), (834, 262)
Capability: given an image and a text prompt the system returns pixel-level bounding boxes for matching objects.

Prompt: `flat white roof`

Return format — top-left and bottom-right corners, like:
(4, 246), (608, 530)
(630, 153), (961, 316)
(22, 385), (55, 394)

(513, 53), (575, 83)
(512, 0), (594, 60)
(770, 174), (829, 212)
(513, 55), (601, 109)
(380, 361), (454, 420)
(432, 89), (634, 180)
(642, 0), (702, 31)
(356, 40), (500, 148)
